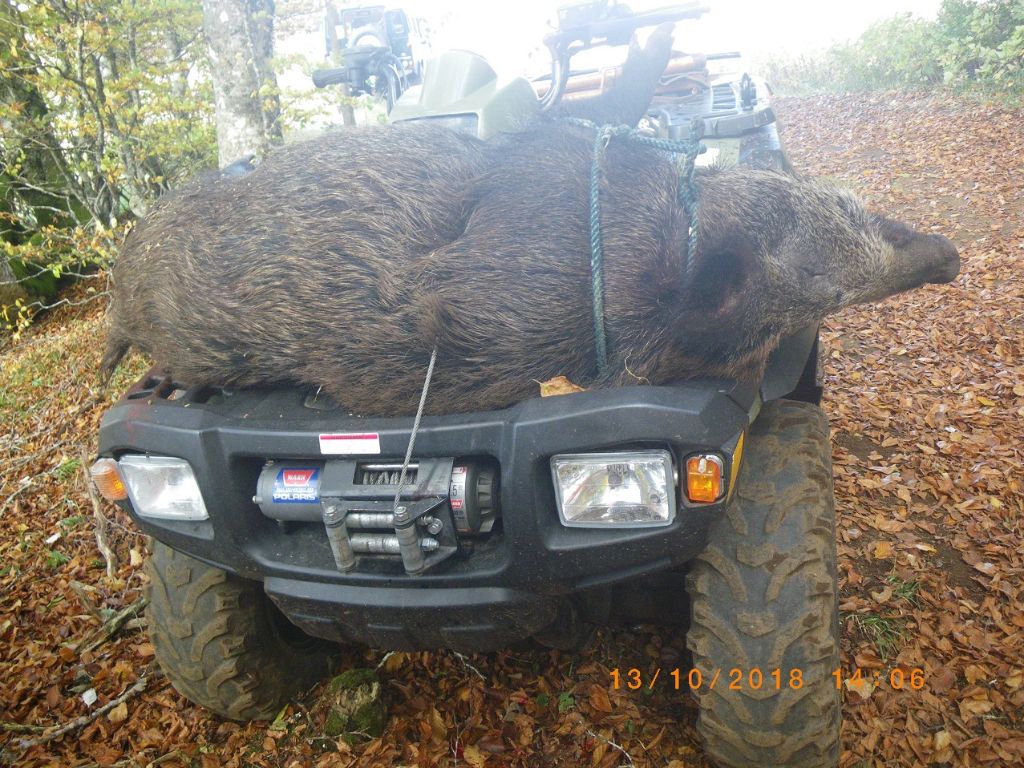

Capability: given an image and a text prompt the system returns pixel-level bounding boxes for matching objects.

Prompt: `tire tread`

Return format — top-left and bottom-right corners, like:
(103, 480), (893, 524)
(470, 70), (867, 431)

(145, 541), (333, 720)
(687, 400), (841, 768)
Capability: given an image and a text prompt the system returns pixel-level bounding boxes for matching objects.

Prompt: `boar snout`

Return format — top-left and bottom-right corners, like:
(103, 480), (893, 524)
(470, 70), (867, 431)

(870, 215), (961, 298)
(892, 229), (960, 288)
(918, 233), (961, 284)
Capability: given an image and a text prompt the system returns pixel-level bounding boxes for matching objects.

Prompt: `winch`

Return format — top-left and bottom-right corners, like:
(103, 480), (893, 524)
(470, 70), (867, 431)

(254, 457), (498, 574)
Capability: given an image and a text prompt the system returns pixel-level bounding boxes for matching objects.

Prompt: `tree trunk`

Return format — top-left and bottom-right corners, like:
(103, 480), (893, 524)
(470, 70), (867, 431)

(0, 258), (28, 311)
(202, 0), (282, 168)
(324, 2), (356, 127)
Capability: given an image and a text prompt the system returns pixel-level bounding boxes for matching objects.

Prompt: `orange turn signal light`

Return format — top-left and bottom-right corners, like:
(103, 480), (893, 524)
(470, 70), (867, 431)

(90, 458), (128, 502)
(686, 454), (724, 503)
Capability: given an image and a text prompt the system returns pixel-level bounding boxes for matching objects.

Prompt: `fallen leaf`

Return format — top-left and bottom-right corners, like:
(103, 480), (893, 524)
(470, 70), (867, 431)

(463, 745), (487, 768)
(539, 375), (586, 397)
(589, 684), (612, 713)
(845, 676), (876, 700)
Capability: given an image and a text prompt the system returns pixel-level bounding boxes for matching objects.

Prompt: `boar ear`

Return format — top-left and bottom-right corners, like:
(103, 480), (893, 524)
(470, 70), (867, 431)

(688, 232), (758, 318)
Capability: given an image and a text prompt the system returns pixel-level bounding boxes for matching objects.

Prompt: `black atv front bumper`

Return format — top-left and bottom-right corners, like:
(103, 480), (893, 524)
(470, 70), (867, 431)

(98, 327), (817, 651)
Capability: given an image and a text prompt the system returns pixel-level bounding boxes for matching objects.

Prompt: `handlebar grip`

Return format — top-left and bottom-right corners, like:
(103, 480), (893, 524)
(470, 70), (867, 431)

(545, 3), (709, 48)
(312, 67), (348, 88)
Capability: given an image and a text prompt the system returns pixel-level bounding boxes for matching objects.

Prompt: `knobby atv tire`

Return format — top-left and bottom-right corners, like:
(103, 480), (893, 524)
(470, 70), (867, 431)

(687, 400), (841, 768)
(146, 540), (335, 720)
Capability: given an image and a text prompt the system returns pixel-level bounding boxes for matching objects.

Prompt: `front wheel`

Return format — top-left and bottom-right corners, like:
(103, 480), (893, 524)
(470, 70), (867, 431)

(687, 400), (841, 767)
(145, 540), (336, 720)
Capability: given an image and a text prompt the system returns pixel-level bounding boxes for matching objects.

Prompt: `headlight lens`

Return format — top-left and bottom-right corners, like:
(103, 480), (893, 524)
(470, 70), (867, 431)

(117, 455), (209, 521)
(551, 451), (675, 528)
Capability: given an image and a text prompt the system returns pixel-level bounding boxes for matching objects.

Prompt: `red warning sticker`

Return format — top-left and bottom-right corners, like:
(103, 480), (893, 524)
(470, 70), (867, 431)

(319, 433), (381, 455)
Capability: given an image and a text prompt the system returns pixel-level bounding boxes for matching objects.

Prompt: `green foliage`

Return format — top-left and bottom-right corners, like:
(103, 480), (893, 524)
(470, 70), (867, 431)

(1, 221), (127, 335)
(887, 575), (922, 606)
(557, 691), (575, 713)
(45, 549), (70, 569)
(7, 257), (60, 301)
(935, 0), (1024, 86)
(1, 0), (216, 331)
(54, 459), (81, 481)
(852, 613), (905, 662)
(760, 0), (1024, 97)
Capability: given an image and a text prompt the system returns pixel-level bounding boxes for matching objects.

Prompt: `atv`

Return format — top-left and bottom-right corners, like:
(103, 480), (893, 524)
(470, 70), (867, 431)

(94, 2), (841, 766)
(312, 3), (427, 112)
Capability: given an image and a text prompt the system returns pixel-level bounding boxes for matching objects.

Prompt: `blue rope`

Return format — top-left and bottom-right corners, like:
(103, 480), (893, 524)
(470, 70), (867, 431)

(568, 118), (704, 375)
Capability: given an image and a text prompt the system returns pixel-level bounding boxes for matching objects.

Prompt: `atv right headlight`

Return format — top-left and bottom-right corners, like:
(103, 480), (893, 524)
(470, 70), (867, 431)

(551, 451), (675, 528)
(117, 455), (209, 521)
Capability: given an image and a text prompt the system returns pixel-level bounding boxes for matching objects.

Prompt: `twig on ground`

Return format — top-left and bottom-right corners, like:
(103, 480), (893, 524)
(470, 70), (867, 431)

(15, 672), (150, 750)
(74, 595), (148, 654)
(69, 580), (105, 622)
(80, 445), (117, 578)
(0, 722), (45, 734)
(0, 477), (33, 516)
(586, 729), (635, 768)
(451, 651), (486, 681)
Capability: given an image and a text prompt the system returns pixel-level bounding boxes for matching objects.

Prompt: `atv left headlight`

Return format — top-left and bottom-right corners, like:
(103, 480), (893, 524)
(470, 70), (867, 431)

(117, 455), (209, 521)
(551, 451), (675, 528)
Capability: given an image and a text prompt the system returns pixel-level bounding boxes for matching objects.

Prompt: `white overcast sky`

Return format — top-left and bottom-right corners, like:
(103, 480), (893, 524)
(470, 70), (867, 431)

(278, 0), (944, 89)
(394, 0), (944, 75)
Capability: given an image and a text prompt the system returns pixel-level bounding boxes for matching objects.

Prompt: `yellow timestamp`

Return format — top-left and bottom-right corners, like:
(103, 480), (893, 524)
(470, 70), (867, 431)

(610, 667), (928, 691)
(836, 667), (926, 690)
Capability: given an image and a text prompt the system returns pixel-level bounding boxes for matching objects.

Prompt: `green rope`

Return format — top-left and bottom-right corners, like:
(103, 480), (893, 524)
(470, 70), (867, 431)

(568, 118), (704, 375)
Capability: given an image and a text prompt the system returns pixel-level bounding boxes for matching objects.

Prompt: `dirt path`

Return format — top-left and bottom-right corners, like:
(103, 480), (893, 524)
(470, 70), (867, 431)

(1, 93), (1021, 767)
(776, 92), (1024, 767)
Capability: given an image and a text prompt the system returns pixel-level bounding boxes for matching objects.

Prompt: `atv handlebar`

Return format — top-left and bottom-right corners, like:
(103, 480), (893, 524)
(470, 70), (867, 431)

(544, 2), (709, 49)
(540, 1), (709, 110)
(312, 67), (348, 89)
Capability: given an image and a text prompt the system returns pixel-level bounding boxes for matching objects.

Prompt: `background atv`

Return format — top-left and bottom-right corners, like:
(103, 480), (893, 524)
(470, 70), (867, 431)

(312, 3), (427, 112)
(95, 2), (840, 766)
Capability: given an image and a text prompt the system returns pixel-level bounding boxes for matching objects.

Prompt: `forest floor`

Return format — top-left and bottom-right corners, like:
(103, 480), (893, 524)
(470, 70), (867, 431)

(1, 92), (1021, 768)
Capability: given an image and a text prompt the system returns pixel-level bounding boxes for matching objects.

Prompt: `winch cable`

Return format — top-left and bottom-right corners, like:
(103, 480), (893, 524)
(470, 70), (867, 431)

(567, 118), (705, 375)
(392, 345), (438, 514)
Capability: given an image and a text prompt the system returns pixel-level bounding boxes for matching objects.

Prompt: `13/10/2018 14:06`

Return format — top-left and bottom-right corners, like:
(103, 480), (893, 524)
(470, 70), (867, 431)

(608, 667), (928, 691)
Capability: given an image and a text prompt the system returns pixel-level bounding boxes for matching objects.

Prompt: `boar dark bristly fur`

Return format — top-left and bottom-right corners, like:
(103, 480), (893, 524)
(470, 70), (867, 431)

(101, 121), (959, 416)
(102, 34), (959, 417)
(100, 123), (490, 397)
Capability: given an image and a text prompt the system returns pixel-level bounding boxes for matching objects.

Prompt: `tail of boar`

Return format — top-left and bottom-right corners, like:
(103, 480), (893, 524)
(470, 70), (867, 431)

(100, 304), (131, 385)
(100, 337), (130, 384)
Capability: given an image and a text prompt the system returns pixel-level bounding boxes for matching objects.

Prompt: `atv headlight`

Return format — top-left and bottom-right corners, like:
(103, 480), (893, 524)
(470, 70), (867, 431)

(117, 455), (209, 521)
(551, 451), (675, 528)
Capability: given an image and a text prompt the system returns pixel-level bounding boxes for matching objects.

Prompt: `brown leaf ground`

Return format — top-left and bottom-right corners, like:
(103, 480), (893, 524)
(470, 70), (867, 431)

(1, 92), (1022, 767)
